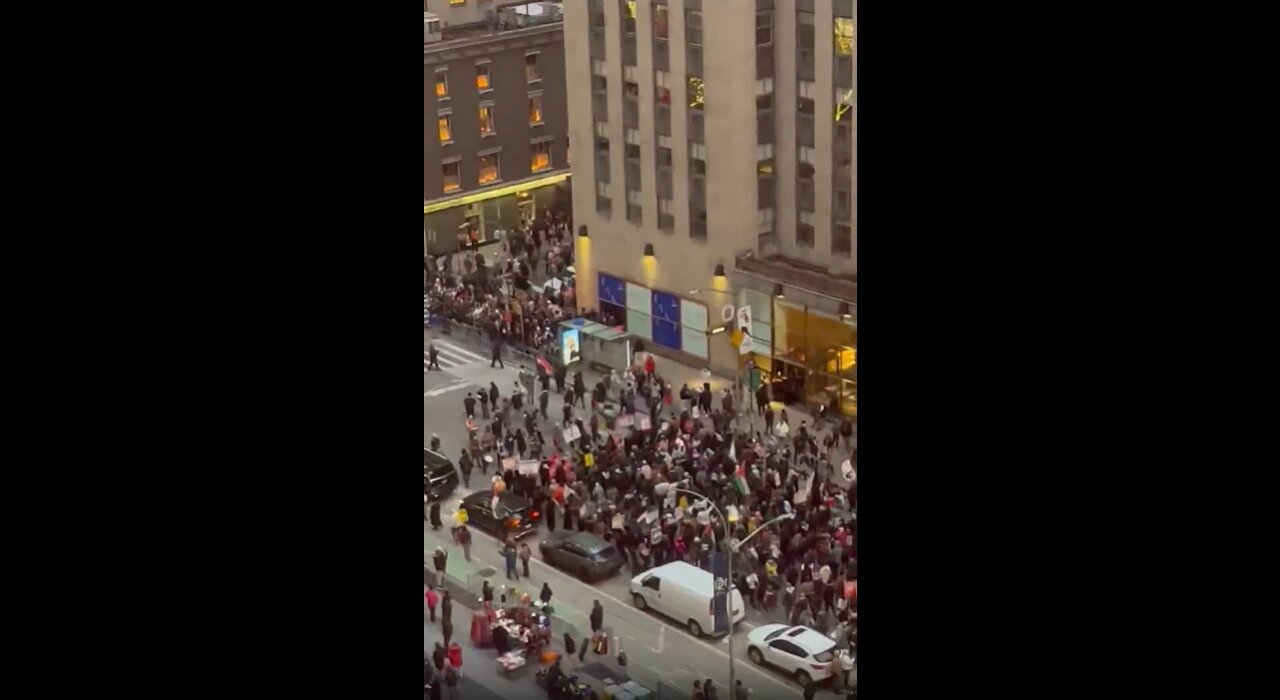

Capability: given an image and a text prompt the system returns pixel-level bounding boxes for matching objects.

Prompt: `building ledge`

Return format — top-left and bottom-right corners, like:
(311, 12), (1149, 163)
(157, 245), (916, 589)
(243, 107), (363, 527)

(735, 252), (857, 303)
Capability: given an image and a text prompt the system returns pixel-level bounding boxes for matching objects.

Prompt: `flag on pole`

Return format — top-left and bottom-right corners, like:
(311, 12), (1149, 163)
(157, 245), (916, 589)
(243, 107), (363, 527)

(536, 355), (553, 375)
(732, 462), (750, 496)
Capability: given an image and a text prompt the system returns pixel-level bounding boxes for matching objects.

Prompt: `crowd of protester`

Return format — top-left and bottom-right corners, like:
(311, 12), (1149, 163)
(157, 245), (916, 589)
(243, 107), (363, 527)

(453, 346), (859, 679)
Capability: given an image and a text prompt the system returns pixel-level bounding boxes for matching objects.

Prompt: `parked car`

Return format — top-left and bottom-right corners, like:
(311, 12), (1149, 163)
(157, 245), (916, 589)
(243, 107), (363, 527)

(746, 624), (838, 686)
(538, 531), (624, 581)
(423, 449), (459, 500)
(629, 561), (745, 637)
(459, 489), (541, 539)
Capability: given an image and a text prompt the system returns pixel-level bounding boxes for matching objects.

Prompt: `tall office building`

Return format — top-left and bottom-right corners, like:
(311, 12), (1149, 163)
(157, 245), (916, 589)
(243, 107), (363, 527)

(565, 0), (856, 415)
(424, 1), (570, 255)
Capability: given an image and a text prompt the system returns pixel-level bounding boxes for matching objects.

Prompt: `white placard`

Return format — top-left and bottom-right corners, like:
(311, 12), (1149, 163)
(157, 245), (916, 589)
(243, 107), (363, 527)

(519, 460), (541, 476)
(638, 415), (652, 431)
(502, 456), (518, 472)
(562, 425), (582, 442)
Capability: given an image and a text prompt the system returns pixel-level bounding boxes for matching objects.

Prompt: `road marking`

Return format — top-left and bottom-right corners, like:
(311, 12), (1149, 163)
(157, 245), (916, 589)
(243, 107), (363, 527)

(423, 525), (800, 694)
(436, 340), (488, 363)
(424, 379), (472, 397)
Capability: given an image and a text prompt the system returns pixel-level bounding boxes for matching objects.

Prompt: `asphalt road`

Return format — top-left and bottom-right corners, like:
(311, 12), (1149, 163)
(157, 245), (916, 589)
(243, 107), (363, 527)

(423, 328), (854, 695)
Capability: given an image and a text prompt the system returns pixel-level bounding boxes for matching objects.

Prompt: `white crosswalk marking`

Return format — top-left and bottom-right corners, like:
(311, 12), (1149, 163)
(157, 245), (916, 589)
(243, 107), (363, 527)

(424, 340), (489, 371)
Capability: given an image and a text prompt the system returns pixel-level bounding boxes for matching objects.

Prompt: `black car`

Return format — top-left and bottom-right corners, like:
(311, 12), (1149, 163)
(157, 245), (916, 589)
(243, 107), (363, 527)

(539, 531), (624, 581)
(424, 449), (460, 501)
(460, 489), (541, 540)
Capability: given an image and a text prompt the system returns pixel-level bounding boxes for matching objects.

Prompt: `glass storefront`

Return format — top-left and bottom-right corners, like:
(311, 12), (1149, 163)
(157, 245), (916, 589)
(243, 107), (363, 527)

(769, 299), (856, 416)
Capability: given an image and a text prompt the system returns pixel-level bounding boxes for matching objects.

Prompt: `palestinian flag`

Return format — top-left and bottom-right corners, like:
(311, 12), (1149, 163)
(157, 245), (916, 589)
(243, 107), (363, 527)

(732, 462), (750, 496)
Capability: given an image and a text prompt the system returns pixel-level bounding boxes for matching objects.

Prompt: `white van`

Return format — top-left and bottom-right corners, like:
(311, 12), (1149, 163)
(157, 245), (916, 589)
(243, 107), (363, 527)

(629, 561), (746, 637)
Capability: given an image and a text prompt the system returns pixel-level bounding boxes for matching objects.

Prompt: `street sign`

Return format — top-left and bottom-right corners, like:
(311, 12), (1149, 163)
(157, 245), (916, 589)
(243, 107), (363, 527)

(736, 306), (752, 331)
(711, 551), (730, 635)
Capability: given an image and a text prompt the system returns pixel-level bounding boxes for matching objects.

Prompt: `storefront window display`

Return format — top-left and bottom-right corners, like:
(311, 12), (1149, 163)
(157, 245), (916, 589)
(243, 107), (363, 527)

(769, 298), (856, 416)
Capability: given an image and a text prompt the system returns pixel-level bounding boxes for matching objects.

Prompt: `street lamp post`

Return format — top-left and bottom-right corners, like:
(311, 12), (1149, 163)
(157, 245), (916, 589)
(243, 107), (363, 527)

(671, 487), (794, 697)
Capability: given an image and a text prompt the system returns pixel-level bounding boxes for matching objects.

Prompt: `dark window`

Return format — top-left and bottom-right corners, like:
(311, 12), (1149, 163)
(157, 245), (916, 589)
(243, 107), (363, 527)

(797, 223), (814, 247)
(755, 11), (772, 45)
(833, 224), (852, 255)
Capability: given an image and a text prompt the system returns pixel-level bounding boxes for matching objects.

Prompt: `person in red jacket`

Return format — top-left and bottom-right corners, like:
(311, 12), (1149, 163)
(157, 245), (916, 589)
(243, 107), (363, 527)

(645, 354), (656, 376)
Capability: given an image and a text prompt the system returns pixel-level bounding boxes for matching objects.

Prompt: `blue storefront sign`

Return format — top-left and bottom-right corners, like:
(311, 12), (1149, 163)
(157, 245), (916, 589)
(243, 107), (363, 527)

(651, 290), (682, 351)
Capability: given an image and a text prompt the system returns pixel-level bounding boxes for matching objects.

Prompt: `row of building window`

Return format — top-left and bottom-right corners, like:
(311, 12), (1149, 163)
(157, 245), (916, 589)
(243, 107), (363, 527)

(433, 54), (541, 99)
(435, 96), (543, 144)
(440, 142), (554, 194)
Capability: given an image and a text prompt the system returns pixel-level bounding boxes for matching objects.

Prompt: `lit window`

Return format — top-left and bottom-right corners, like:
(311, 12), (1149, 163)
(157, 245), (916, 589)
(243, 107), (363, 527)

(531, 141), (552, 173)
(478, 154), (500, 185)
(436, 71), (448, 98)
(438, 115), (452, 143)
(834, 18), (855, 56)
(442, 162), (461, 193)
(529, 95), (543, 125)
(688, 76), (704, 109)
(526, 54), (540, 82)
(835, 88), (855, 123)
(476, 63), (491, 90)
(479, 105), (495, 136)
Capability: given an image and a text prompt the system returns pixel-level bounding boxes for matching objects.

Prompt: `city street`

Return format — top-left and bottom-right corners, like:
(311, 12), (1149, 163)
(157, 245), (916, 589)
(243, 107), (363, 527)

(423, 329), (855, 696)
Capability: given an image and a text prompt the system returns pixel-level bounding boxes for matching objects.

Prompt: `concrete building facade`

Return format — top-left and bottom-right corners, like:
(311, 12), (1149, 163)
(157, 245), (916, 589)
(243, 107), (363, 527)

(424, 2), (571, 256)
(564, 0), (856, 414)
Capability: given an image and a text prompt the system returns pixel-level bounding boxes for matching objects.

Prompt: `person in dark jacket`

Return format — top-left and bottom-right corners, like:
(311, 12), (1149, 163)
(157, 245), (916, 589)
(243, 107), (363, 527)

(489, 382), (500, 406)
(463, 392), (476, 418)
(478, 390), (490, 419)
(428, 344), (442, 371)
(429, 497), (442, 530)
(459, 449), (473, 488)
(554, 364), (567, 394)
(441, 589), (453, 622)
(491, 338), (505, 368)
(589, 599), (604, 633)
(432, 642), (446, 670)
(539, 388), (550, 419)
(482, 580), (494, 604)
(573, 371), (587, 408)
(540, 582), (554, 605)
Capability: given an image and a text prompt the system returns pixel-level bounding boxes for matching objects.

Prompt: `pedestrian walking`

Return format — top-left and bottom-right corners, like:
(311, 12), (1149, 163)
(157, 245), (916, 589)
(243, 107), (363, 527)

(503, 540), (519, 580)
(734, 680), (750, 700)
(441, 589), (453, 622)
(489, 382), (500, 407)
(491, 338), (504, 368)
(539, 388), (550, 419)
(573, 371), (587, 408)
(479, 390), (490, 419)
(428, 343), (442, 370)
(457, 524), (472, 562)
(459, 449), (473, 488)
(441, 614), (454, 648)
(540, 582), (553, 606)
(433, 546), (448, 579)
(426, 584), (439, 622)
(554, 364), (566, 394)
(519, 542), (532, 577)
(429, 498), (442, 530)
(463, 392), (476, 418)
(443, 659), (460, 700)
(590, 599), (604, 634)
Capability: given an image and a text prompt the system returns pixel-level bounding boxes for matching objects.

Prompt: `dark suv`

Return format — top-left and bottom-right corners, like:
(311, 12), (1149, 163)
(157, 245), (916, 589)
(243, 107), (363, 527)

(423, 449), (459, 500)
(460, 489), (541, 539)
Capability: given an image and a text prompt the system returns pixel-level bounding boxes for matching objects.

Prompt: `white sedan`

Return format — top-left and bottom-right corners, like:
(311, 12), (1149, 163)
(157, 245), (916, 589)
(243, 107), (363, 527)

(745, 624), (838, 686)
